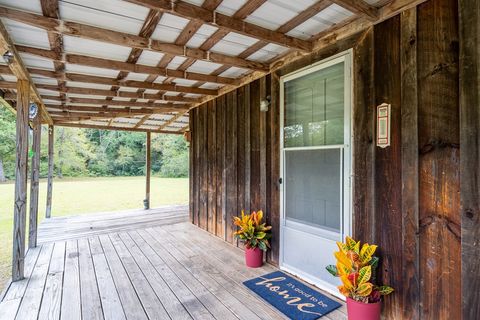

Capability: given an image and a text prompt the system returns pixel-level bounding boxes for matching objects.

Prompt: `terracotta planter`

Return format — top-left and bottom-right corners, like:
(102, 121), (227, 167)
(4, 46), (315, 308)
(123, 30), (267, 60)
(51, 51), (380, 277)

(346, 298), (381, 320)
(245, 247), (263, 268)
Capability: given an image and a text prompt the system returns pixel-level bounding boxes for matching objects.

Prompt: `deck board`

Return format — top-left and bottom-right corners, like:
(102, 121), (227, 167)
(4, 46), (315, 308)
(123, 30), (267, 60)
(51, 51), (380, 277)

(89, 237), (126, 320)
(15, 243), (54, 320)
(98, 234), (148, 320)
(38, 242), (65, 320)
(60, 240), (81, 320)
(0, 206), (346, 320)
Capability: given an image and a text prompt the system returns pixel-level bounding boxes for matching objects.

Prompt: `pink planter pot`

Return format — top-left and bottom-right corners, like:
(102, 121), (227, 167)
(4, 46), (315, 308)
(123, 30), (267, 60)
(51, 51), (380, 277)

(245, 247), (263, 268)
(346, 298), (381, 320)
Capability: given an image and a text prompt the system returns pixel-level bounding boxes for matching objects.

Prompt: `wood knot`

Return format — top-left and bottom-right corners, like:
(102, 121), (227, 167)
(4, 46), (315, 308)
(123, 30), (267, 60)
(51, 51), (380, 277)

(426, 63), (453, 77)
(419, 139), (459, 154)
(465, 209), (475, 220)
(409, 35), (416, 45)
(419, 214), (461, 241)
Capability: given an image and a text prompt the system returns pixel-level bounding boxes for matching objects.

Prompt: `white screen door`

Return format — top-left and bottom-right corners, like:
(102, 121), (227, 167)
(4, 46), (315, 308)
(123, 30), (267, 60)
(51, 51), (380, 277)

(279, 52), (352, 298)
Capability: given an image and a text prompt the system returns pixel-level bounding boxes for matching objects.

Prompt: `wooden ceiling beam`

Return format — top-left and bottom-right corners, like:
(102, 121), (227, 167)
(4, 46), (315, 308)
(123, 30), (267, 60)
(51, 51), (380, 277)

(189, 0), (430, 111)
(0, 66), (218, 95)
(0, 81), (201, 103)
(123, 0), (311, 51)
(45, 104), (166, 114)
(49, 111), (183, 123)
(201, 0), (223, 11)
(134, 114), (152, 128)
(0, 19), (52, 123)
(0, 80), (16, 89)
(34, 84), (202, 103)
(40, 0), (67, 106)
(43, 97), (189, 111)
(331, 0), (378, 20)
(54, 121), (184, 134)
(48, 110), (154, 119)
(233, 0), (266, 19)
(175, 19), (204, 46)
(36, 92), (195, 105)
(157, 112), (187, 131)
(0, 6), (269, 71)
(276, 1), (333, 34)
(0, 93), (15, 113)
(15, 45), (240, 86)
(64, 97), (189, 111)
(310, 15), (358, 41)
(67, 72), (217, 95)
(199, 29), (230, 52)
(238, 40), (268, 59)
(163, 9), (212, 85)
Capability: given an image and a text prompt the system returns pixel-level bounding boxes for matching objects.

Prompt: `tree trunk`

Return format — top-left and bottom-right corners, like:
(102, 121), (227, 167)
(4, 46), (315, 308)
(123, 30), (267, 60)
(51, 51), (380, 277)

(0, 157), (6, 182)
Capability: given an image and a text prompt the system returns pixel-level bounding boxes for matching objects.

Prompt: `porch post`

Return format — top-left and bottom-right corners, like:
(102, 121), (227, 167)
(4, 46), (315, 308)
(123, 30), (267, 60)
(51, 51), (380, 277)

(45, 125), (54, 218)
(145, 131), (151, 209)
(12, 80), (30, 281)
(459, 0), (480, 318)
(28, 111), (41, 248)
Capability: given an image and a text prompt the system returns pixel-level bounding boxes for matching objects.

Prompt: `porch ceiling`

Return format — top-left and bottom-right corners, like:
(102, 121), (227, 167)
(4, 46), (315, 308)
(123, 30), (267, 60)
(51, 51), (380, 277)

(0, 0), (426, 133)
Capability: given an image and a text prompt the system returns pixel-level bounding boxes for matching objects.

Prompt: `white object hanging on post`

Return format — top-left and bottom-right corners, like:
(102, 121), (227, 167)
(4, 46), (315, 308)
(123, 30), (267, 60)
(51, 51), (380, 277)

(376, 103), (391, 148)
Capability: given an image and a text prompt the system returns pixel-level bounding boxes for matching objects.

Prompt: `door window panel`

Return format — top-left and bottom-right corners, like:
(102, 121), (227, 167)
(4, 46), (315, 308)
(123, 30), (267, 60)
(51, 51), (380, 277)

(284, 148), (341, 232)
(284, 62), (345, 147)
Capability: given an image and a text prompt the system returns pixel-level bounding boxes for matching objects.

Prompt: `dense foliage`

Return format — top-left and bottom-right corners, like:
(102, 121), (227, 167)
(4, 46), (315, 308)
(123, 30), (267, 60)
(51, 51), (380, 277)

(326, 236), (394, 303)
(233, 210), (272, 251)
(0, 107), (189, 181)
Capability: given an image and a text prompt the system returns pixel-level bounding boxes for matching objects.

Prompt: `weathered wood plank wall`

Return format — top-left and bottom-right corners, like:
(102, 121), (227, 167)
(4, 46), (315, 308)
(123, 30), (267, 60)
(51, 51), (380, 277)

(189, 79), (271, 249)
(190, 0), (465, 318)
(417, 0), (460, 318)
(459, 0), (480, 319)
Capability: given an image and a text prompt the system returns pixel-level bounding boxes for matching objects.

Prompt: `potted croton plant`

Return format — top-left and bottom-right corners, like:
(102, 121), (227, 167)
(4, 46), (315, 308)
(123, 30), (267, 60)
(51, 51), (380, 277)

(233, 210), (272, 268)
(326, 237), (394, 320)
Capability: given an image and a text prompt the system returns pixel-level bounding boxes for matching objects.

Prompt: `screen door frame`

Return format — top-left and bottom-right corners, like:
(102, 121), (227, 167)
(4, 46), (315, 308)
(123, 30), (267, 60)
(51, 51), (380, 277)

(279, 50), (353, 297)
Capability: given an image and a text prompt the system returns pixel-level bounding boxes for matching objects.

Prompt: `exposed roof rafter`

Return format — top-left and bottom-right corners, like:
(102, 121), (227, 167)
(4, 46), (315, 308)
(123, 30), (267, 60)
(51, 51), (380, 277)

(0, 6), (270, 71)
(124, 0), (312, 51)
(233, 0), (267, 19)
(54, 121), (184, 134)
(331, 0), (378, 20)
(0, 19), (52, 123)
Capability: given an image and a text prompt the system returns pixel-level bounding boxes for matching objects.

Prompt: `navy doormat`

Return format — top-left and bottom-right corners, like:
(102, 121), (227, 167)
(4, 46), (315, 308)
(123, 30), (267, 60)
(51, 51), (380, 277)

(243, 271), (341, 320)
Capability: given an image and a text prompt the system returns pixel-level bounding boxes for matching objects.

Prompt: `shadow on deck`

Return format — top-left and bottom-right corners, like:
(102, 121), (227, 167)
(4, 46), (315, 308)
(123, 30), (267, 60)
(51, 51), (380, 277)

(0, 206), (346, 320)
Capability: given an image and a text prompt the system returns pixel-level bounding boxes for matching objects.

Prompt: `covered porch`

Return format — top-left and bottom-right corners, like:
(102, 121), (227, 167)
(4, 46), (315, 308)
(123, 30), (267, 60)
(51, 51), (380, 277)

(0, 207), (346, 320)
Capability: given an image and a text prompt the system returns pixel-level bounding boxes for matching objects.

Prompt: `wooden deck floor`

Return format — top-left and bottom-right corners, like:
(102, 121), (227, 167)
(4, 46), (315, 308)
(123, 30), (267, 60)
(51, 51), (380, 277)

(0, 206), (346, 320)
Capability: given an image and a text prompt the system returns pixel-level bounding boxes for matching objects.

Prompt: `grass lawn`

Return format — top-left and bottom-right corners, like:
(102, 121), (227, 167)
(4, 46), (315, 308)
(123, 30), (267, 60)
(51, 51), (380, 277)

(0, 176), (188, 288)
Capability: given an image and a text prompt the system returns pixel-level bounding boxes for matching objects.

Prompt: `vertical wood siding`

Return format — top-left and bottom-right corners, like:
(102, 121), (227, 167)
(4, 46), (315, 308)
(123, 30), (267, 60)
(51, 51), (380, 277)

(417, 1), (461, 319)
(459, 0), (480, 319)
(190, 0), (464, 318)
(190, 80), (272, 254)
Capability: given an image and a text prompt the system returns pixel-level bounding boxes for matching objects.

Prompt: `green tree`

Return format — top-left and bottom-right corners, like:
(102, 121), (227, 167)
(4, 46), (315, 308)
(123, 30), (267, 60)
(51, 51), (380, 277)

(0, 108), (16, 181)
(0, 108), (190, 180)
(55, 127), (95, 177)
(152, 134), (189, 178)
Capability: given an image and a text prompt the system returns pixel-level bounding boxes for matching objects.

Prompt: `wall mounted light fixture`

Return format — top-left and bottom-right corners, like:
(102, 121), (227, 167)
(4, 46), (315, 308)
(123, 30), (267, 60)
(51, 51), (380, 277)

(260, 95), (271, 112)
(2, 50), (14, 65)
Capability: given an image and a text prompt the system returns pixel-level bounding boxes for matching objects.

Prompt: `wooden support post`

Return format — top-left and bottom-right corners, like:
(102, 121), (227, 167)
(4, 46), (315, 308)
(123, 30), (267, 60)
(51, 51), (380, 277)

(12, 80), (29, 281)
(28, 112), (41, 248)
(459, 0), (480, 319)
(45, 125), (54, 218)
(145, 131), (151, 209)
